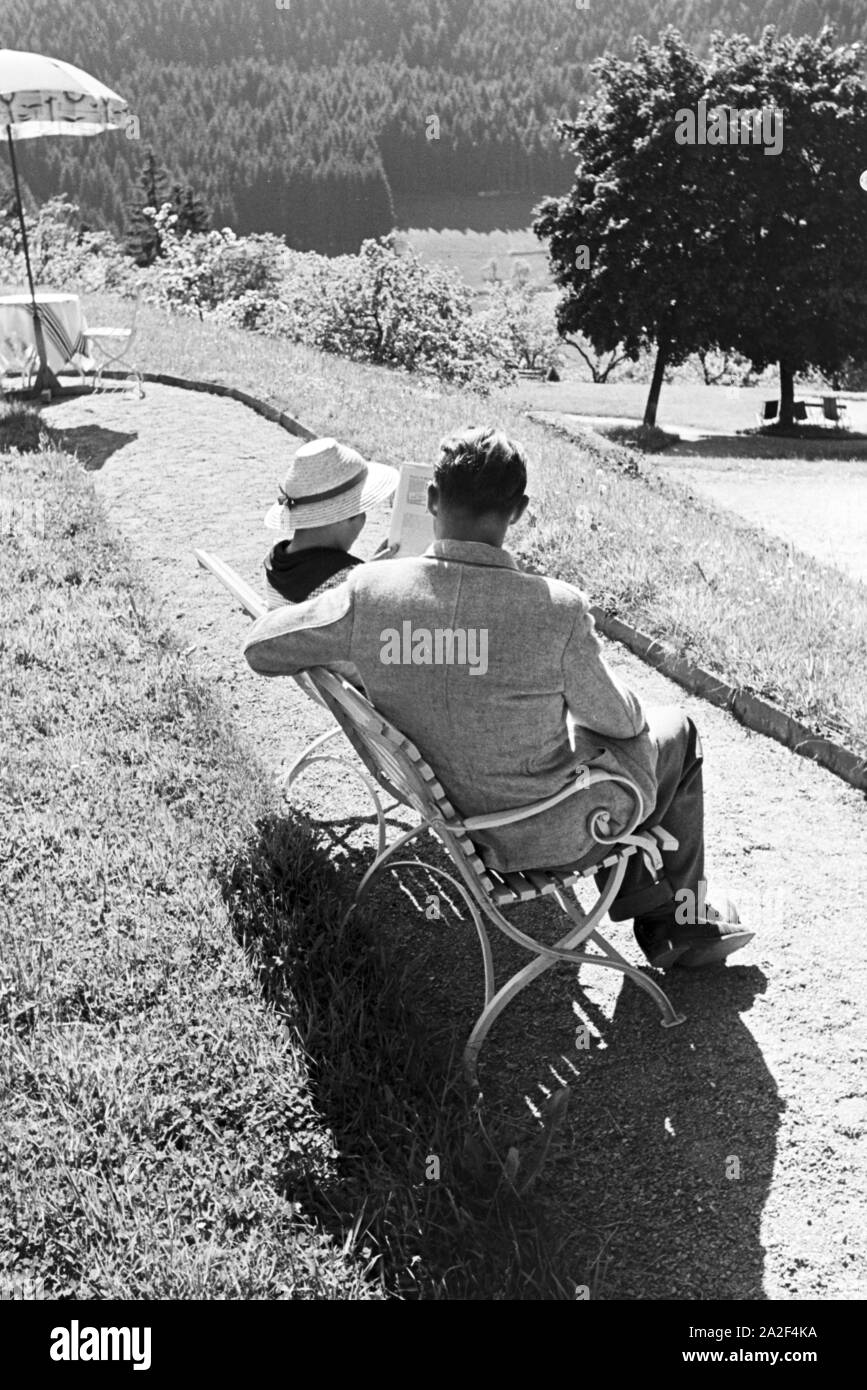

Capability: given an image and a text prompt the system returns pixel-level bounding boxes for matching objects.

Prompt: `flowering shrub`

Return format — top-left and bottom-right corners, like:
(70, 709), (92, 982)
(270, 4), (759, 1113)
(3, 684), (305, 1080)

(139, 204), (285, 319)
(143, 221), (515, 388)
(0, 197), (133, 295)
(0, 195), (551, 390)
(301, 236), (513, 388)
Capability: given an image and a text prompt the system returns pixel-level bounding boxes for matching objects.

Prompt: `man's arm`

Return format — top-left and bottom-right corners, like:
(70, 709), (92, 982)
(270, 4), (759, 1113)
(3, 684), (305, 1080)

(563, 601), (648, 739)
(244, 581), (355, 677)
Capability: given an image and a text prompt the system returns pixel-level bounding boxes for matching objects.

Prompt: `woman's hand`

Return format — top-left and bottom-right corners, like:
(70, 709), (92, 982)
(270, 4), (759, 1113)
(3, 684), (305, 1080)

(369, 538), (398, 561)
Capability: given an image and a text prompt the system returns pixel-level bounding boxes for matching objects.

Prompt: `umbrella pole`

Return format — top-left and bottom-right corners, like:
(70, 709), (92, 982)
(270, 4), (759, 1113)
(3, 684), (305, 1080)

(5, 125), (58, 396)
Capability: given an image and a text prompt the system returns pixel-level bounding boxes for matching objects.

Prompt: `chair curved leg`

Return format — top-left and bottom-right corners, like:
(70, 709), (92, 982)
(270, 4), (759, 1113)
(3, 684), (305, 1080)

(457, 854), (630, 967)
(340, 819), (439, 926)
(281, 727), (343, 792)
(283, 738), (393, 856)
(461, 856), (685, 1086)
(463, 948), (686, 1087)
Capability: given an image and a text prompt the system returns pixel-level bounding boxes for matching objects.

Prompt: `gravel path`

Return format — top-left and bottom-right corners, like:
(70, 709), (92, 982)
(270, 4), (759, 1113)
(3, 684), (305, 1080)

(46, 383), (867, 1302)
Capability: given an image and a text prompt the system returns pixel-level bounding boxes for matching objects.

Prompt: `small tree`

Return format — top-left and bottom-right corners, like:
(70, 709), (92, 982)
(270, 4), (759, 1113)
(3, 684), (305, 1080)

(476, 284), (563, 372)
(565, 336), (628, 383)
(124, 151), (210, 266)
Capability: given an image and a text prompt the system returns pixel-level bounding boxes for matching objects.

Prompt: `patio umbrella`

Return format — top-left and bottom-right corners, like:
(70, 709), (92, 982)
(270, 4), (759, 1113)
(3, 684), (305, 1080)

(0, 49), (128, 393)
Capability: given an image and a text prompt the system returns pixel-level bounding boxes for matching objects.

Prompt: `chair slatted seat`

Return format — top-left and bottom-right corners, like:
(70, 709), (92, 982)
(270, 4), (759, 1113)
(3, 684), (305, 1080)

(196, 548), (687, 1086)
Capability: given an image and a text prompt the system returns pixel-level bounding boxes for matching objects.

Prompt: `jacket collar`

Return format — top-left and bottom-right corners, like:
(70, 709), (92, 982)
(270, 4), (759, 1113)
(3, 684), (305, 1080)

(423, 539), (518, 570)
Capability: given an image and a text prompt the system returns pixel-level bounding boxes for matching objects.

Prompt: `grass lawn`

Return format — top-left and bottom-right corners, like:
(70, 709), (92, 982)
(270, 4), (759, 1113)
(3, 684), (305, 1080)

(0, 433), (578, 1300)
(0, 441), (374, 1298)
(510, 376), (867, 439)
(651, 451), (867, 586)
(80, 293), (867, 757)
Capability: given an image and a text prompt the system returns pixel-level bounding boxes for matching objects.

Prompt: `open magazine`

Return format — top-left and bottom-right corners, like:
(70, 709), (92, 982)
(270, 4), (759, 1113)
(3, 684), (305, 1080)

(386, 460), (435, 557)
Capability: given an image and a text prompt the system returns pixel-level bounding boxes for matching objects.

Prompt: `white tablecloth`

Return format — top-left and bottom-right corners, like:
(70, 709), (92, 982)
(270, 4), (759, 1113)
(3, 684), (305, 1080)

(0, 292), (89, 374)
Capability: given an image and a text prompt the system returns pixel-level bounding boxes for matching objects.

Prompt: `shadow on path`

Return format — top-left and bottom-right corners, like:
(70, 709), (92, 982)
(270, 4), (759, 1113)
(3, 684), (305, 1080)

(500, 962), (781, 1299)
(53, 423), (138, 471)
(661, 432), (867, 462)
(218, 807), (581, 1299)
(219, 803), (781, 1299)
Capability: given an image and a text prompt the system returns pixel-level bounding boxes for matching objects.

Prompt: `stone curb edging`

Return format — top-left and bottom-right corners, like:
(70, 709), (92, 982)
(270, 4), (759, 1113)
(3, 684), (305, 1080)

(100, 370), (867, 795)
(101, 368), (316, 441)
(525, 411), (867, 795)
(591, 609), (867, 794)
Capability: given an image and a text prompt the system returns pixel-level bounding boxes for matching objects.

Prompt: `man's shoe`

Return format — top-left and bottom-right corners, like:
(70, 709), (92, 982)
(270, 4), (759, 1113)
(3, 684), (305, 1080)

(635, 898), (754, 970)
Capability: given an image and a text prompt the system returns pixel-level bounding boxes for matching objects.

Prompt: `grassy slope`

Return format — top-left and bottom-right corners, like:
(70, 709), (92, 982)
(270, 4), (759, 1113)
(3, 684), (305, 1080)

(86, 293), (867, 755)
(1, 435), (577, 1300)
(0, 443), (378, 1299)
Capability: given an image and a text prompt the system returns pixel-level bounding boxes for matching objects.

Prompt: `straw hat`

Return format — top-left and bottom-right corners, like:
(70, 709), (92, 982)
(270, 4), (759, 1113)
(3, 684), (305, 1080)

(264, 438), (399, 535)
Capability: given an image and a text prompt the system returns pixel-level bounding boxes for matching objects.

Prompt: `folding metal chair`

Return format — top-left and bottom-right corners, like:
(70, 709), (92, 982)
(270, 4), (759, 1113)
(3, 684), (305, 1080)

(293, 666), (686, 1085)
(84, 294), (143, 395)
(195, 548), (687, 1086)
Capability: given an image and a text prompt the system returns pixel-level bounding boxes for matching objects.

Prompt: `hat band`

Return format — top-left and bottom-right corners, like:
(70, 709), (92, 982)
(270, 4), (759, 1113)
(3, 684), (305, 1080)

(278, 467), (368, 511)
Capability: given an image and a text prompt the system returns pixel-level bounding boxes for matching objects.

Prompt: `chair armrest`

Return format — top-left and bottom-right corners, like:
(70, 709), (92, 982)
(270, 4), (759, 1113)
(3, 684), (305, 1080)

(194, 548), (266, 619)
(460, 768), (644, 839)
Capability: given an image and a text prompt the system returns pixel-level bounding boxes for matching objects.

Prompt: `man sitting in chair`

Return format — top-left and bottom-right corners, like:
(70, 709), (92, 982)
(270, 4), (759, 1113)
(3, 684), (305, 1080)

(244, 426), (753, 970)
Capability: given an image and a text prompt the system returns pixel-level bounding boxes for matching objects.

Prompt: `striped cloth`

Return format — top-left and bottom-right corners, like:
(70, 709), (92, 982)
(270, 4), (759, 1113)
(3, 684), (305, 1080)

(0, 294), (89, 374)
(36, 301), (87, 364)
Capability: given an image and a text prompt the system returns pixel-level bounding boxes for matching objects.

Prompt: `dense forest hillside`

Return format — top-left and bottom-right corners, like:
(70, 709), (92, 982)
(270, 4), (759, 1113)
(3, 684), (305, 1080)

(3, 0), (865, 253)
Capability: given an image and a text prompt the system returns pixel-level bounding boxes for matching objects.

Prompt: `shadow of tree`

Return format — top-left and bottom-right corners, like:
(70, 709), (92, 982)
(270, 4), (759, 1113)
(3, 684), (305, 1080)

(663, 432), (867, 461)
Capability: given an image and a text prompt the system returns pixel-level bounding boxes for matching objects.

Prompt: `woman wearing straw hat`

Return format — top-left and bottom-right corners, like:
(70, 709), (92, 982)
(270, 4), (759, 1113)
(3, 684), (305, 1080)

(263, 438), (399, 608)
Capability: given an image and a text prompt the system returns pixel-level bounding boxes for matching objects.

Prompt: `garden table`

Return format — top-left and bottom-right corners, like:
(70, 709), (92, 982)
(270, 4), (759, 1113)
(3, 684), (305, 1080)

(0, 290), (90, 393)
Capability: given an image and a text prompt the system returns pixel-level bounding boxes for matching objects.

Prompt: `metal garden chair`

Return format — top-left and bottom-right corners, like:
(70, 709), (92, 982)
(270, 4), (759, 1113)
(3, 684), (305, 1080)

(84, 293), (143, 395)
(195, 548), (687, 1086)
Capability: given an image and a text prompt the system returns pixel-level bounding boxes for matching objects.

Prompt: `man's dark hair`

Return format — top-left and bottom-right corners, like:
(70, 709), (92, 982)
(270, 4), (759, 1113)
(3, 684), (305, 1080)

(434, 426), (527, 515)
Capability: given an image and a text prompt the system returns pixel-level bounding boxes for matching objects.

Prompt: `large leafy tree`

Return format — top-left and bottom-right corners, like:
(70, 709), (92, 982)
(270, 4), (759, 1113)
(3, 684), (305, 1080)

(535, 24), (867, 427)
(534, 31), (741, 425)
(705, 27), (867, 424)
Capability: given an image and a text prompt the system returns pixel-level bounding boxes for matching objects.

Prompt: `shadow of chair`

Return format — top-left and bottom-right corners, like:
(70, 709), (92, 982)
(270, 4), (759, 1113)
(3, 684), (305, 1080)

(219, 802), (780, 1300)
(518, 961), (781, 1299)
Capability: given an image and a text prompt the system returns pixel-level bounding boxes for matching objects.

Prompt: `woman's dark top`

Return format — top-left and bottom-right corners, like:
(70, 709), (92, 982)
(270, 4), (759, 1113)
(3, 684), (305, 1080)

(264, 542), (363, 607)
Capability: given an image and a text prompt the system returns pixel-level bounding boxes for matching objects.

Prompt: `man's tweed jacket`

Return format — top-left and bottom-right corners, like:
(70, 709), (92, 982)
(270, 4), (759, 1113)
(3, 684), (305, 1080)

(244, 539), (659, 872)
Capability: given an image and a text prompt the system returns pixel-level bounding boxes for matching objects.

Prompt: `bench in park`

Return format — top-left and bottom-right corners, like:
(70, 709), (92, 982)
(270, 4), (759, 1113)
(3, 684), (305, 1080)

(758, 395), (847, 426)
